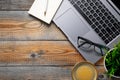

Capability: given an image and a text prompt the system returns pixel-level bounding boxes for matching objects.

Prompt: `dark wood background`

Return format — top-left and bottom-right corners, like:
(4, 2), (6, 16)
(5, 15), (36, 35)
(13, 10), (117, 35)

(0, 0), (110, 80)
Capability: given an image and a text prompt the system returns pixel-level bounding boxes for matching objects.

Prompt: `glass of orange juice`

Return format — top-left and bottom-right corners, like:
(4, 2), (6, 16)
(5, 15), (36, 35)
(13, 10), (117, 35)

(72, 62), (98, 80)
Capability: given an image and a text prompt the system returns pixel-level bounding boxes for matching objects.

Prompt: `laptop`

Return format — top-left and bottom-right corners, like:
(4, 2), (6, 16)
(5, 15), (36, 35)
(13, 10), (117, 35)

(53, 0), (120, 63)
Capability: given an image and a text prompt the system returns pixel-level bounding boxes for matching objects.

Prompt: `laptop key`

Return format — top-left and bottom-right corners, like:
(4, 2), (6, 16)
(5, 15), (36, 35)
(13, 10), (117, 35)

(108, 23), (113, 27)
(105, 33), (109, 37)
(93, 6), (97, 10)
(104, 12), (108, 16)
(70, 0), (75, 4)
(111, 27), (116, 32)
(86, 11), (90, 15)
(101, 29), (106, 34)
(110, 19), (114, 23)
(81, 0), (85, 4)
(115, 31), (119, 35)
(102, 16), (106, 20)
(80, 4), (84, 9)
(91, 24), (96, 29)
(92, 18), (96, 22)
(107, 16), (111, 20)
(93, 13), (98, 17)
(90, 3), (94, 6)
(96, 9), (100, 13)
(90, 10), (94, 14)
(83, 8), (87, 12)
(105, 20), (109, 24)
(118, 22), (120, 25)
(101, 36), (106, 41)
(106, 28), (112, 34)
(112, 34), (116, 38)
(77, 1), (81, 5)
(98, 13), (103, 17)
(102, 24), (107, 28)
(96, 17), (101, 21)
(95, 22), (99, 26)
(100, 20), (104, 24)
(95, 2), (101, 6)
(95, 28), (99, 33)
(108, 37), (113, 41)
(87, 6), (92, 10)
(98, 33), (103, 37)
(84, 3), (89, 7)
(105, 40), (109, 44)
(89, 15), (93, 19)
(101, 9), (105, 13)
(98, 25), (102, 29)
(98, 6), (102, 9)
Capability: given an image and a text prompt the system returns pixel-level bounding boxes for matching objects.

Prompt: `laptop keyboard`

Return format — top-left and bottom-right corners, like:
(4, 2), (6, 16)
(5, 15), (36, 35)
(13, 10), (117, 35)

(68, 0), (120, 44)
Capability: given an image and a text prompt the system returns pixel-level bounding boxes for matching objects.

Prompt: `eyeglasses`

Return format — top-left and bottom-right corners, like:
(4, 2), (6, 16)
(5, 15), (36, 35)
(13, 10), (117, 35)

(77, 36), (110, 56)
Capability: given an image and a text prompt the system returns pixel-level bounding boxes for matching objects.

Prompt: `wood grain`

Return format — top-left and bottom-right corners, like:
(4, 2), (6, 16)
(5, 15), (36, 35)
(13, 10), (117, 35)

(0, 66), (105, 80)
(0, 11), (66, 41)
(0, 66), (72, 80)
(95, 57), (104, 65)
(0, 41), (85, 66)
(0, 0), (34, 10)
(0, 11), (104, 65)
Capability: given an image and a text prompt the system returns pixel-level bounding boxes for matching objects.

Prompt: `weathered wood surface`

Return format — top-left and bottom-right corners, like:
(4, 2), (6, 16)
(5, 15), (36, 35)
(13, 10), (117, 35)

(0, 41), (85, 66)
(0, 66), (105, 80)
(95, 57), (104, 66)
(0, 11), (66, 41)
(0, 66), (72, 80)
(0, 40), (104, 79)
(0, 0), (34, 10)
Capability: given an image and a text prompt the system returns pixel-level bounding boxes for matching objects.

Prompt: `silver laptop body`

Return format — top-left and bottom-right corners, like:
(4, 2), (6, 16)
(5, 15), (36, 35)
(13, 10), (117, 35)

(53, 0), (120, 63)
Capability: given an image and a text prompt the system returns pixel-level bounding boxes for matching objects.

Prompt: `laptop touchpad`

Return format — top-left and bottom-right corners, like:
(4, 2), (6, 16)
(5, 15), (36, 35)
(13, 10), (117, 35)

(55, 9), (90, 42)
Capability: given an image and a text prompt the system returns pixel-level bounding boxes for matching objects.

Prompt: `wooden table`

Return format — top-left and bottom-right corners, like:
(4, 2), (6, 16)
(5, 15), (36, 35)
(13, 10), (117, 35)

(0, 0), (108, 80)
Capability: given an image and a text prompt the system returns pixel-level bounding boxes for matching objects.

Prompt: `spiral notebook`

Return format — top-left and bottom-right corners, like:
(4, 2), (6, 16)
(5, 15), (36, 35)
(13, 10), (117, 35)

(28, 0), (63, 24)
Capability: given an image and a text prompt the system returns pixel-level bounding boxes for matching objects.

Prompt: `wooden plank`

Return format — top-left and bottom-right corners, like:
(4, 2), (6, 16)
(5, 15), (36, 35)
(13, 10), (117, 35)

(95, 57), (104, 66)
(0, 0), (34, 10)
(0, 41), (85, 66)
(0, 66), (72, 80)
(0, 11), (66, 41)
(96, 66), (105, 74)
(0, 66), (106, 80)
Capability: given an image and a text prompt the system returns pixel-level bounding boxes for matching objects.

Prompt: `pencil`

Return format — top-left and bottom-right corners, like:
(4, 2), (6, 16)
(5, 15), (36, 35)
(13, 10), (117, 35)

(44, 0), (49, 16)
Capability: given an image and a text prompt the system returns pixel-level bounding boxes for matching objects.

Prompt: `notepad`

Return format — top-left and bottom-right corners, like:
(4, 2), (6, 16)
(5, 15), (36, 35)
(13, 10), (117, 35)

(28, 0), (63, 24)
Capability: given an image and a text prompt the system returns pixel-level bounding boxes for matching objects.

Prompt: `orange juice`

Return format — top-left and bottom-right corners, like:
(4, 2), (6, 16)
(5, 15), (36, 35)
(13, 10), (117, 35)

(72, 62), (97, 80)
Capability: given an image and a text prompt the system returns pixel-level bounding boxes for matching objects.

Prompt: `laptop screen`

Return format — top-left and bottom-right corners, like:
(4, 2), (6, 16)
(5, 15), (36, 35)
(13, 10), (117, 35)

(111, 0), (120, 10)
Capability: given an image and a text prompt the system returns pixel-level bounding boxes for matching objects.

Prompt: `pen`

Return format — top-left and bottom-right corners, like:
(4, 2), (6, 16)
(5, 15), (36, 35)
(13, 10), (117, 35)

(44, 0), (49, 16)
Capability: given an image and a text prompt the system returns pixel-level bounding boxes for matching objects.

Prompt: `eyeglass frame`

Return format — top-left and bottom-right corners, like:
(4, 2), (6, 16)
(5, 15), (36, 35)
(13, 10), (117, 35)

(77, 36), (110, 56)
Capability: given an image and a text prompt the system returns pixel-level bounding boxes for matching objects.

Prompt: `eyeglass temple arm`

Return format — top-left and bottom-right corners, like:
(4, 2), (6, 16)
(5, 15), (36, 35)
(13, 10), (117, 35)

(78, 36), (92, 43)
(100, 48), (104, 56)
(94, 46), (104, 56)
(78, 36), (110, 50)
(94, 43), (110, 50)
